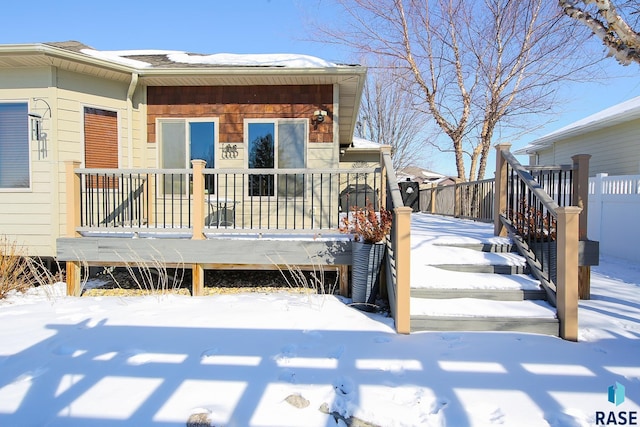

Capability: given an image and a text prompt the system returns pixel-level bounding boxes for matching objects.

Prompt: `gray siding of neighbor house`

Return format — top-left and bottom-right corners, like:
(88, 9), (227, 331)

(535, 118), (640, 176)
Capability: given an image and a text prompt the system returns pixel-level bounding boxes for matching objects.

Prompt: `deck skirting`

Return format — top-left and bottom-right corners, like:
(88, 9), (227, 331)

(57, 236), (352, 297)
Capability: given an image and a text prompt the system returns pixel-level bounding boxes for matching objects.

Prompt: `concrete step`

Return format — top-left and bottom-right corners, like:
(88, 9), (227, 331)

(409, 298), (559, 336)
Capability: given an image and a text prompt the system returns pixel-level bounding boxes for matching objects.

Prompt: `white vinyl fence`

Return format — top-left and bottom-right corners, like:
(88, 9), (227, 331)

(588, 173), (640, 263)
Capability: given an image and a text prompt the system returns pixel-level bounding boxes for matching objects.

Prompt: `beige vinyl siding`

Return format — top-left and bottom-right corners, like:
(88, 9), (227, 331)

(535, 119), (640, 176)
(0, 67), (144, 256)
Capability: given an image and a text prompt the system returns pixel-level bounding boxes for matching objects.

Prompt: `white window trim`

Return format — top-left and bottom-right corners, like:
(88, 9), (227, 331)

(157, 117), (219, 196)
(0, 100), (32, 192)
(244, 118), (308, 199)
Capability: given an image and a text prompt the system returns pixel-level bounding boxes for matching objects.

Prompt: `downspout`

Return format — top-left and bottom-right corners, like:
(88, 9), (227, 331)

(127, 72), (139, 167)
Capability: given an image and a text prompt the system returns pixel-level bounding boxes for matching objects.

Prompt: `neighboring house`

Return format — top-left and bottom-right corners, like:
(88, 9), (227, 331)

(515, 95), (640, 176)
(0, 41), (371, 262)
(516, 96), (640, 264)
(396, 166), (455, 186)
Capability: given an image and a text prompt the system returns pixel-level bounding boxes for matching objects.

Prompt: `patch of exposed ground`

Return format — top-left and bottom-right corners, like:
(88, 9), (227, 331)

(81, 267), (339, 297)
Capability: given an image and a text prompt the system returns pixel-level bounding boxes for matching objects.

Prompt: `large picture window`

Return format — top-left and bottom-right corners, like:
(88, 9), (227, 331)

(246, 119), (306, 197)
(159, 119), (216, 194)
(0, 103), (30, 189)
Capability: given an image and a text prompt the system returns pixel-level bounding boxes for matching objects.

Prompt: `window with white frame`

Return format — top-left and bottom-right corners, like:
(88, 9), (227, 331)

(159, 118), (217, 194)
(0, 103), (30, 189)
(246, 119), (307, 197)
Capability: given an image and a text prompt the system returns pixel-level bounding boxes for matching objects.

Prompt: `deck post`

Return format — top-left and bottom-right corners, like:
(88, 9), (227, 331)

(572, 154), (592, 300)
(394, 206), (412, 334)
(65, 160), (82, 296)
(556, 206), (581, 341)
(191, 159), (206, 240)
(454, 178), (462, 218)
(192, 263), (204, 296)
(494, 143), (511, 236)
(379, 146), (391, 210)
(430, 184), (436, 214)
(338, 265), (349, 297)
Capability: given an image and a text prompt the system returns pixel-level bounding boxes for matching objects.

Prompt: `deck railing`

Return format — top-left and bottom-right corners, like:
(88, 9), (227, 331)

(419, 179), (494, 222)
(494, 143), (592, 341)
(70, 162), (382, 236)
(380, 147), (412, 334)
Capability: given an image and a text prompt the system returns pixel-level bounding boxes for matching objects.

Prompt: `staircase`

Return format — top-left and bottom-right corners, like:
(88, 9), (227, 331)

(410, 241), (559, 336)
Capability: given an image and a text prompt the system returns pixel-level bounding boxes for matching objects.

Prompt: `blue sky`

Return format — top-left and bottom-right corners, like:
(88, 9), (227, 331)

(3, 0), (639, 175)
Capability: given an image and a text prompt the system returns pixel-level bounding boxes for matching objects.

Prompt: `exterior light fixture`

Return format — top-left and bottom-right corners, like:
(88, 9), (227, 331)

(313, 110), (327, 123)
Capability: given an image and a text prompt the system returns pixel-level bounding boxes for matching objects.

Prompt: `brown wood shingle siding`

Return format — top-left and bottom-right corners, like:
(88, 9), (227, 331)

(147, 85), (333, 144)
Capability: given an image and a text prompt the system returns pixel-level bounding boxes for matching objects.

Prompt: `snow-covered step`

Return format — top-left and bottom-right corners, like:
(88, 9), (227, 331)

(410, 266), (546, 300)
(433, 242), (517, 253)
(410, 298), (559, 335)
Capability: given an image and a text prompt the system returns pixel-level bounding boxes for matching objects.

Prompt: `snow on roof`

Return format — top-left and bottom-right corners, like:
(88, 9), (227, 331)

(80, 49), (154, 68)
(80, 48), (337, 69)
(351, 137), (382, 149)
(167, 52), (336, 68)
(516, 95), (640, 155)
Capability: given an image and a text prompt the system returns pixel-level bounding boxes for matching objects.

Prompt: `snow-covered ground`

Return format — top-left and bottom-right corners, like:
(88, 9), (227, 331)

(0, 215), (638, 426)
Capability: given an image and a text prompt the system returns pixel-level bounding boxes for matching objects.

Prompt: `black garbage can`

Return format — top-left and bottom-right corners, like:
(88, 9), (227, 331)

(398, 180), (419, 212)
(340, 184), (378, 211)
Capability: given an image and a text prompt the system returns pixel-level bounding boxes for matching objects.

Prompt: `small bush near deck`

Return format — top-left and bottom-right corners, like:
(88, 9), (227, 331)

(0, 237), (36, 298)
(0, 237), (63, 299)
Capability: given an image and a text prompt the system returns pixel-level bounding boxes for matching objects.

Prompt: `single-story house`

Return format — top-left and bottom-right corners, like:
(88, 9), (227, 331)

(514, 95), (640, 176)
(0, 41), (399, 289)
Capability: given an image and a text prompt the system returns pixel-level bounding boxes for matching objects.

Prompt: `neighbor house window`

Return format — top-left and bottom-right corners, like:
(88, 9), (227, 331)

(0, 103), (30, 189)
(246, 119), (306, 197)
(159, 119), (217, 194)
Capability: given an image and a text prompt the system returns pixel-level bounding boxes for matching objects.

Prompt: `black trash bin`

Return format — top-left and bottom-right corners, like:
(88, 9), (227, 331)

(340, 184), (378, 211)
(398, 180), (420, 212)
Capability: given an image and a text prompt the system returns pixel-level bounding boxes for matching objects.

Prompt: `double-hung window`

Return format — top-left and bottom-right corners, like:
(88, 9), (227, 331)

(246, 119), (307, 197)
(159, 119), (217, 195)
(0, 103), (30, 189)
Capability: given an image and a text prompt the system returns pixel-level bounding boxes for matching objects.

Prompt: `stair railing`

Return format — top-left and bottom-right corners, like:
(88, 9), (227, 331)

(494, 143), (582, 341)
(380, 146), (412, 334)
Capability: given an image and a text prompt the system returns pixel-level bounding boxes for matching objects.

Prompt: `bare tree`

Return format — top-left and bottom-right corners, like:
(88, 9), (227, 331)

(355, 60), (429, 170)
(559, 0), (640, 65)
(314, 0), (597, 180)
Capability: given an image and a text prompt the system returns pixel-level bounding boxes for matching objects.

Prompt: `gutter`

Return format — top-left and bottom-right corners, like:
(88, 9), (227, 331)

(127, 73), (139, 167)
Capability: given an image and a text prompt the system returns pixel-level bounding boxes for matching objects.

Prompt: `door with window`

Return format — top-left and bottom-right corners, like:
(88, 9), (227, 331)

(159, 119), (216, 194)
(246, 119), (306, 197)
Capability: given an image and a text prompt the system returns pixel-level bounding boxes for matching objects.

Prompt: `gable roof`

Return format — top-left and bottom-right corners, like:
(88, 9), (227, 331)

(515, 95), (640, 155)
(0, 41), (366, 146)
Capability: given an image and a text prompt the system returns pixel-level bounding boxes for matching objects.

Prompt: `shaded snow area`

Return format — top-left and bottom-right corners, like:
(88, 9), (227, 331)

(0, 214), (639, 426)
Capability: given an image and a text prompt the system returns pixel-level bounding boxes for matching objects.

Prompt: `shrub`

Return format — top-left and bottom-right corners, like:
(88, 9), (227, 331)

(339, 202), (392, 244)
(0, 237), (36, 298)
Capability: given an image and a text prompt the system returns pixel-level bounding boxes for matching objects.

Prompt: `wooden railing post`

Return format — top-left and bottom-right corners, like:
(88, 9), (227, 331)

(454, 178), (463, 218)
(556, 206), (582, 341)
(380, 145), (391, 211)
(191, 159), (206, 241)
(191, 159), (206, 296)
(494, 142), (511, 236)
(572, 154), (592, 300)
(394, 206), (412, 334)
(65, 161), (82, 297)
(430, 185), (436, 214)
(65, 161), (82, 238)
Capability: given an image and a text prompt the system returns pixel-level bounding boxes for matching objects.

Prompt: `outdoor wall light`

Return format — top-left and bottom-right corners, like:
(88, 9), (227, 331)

(313, 110), (327, 123)
(29, 113), (43, 141)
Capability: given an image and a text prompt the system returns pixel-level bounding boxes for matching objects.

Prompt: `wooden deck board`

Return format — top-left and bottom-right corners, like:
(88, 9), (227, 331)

(57, 237), (352, 266)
